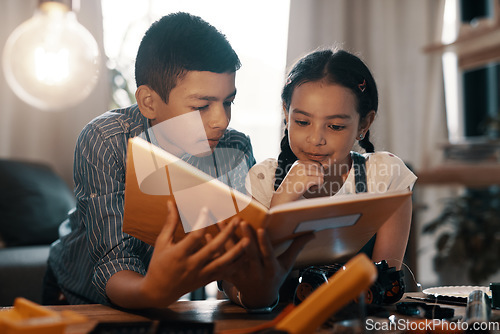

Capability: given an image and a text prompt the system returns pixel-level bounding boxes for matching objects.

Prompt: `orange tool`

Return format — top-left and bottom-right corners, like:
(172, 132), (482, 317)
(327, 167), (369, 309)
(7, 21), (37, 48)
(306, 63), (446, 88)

(0, 297), (87, 334)
(275, 253), (377, 334)
(220, 253), (377, 334)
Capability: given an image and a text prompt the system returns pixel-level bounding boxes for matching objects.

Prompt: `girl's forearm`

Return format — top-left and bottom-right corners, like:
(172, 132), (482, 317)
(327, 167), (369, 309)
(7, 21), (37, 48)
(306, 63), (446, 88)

(371, 197), (412, 270)
(270, 188), (302, 208)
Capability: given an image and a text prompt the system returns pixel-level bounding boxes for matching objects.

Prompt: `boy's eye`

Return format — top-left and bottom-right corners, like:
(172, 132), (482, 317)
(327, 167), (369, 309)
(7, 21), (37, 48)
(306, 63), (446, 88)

(329, 124), (345, 131)
(194, 105), (209, 111)
(223, 100), (234, 108)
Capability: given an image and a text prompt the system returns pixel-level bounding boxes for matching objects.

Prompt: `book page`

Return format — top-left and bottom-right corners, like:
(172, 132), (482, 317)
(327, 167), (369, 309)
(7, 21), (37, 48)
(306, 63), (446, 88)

(294, 213), (361, 233)
(266, 190), (411, 267)
(268, 190), (400, 214)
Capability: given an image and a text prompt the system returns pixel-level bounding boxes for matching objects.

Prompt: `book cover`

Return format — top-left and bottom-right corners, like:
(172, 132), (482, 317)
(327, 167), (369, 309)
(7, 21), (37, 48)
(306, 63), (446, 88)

(123, 137), (411, 266)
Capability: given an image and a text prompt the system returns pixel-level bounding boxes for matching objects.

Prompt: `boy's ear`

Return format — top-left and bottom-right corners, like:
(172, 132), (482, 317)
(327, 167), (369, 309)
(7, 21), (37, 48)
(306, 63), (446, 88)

(359, 110), (376, 133)
(135, 85), (157, 119)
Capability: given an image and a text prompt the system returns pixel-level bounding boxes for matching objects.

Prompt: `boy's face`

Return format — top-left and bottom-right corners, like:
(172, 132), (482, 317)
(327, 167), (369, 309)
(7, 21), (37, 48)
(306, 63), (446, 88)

(146, 71), (236, 157)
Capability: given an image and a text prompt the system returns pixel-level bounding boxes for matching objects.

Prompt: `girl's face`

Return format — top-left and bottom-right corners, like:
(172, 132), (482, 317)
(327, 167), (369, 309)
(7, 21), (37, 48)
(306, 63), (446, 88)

(286, 81), (370, 169)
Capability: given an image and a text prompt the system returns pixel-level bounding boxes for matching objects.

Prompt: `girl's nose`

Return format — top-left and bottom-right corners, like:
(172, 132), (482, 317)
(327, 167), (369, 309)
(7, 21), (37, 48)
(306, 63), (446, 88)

(306, 128), (326, 145)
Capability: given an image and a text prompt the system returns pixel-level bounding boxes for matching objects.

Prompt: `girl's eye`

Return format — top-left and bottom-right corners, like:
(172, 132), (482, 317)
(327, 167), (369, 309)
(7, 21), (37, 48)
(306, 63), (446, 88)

(329, 124), (345, 131)
(223, 100), (234, 108)
(295, 120), (309, 126)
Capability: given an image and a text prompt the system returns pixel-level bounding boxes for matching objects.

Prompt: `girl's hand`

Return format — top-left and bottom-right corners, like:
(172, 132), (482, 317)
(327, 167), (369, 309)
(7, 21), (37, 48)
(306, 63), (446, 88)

(107, 201), (250, 309)
(221, 222), (314, 309)
(271, 160), (324, 207)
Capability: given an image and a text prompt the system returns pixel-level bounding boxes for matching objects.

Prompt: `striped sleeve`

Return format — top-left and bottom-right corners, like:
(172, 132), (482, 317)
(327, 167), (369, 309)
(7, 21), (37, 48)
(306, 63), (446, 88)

(219, 129), (256, 194)
(74, 120), (152, 301)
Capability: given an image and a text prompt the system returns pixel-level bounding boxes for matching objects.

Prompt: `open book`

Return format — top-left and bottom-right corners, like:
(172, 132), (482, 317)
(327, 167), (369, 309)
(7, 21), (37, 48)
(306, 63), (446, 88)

(123, 137), (411, 267)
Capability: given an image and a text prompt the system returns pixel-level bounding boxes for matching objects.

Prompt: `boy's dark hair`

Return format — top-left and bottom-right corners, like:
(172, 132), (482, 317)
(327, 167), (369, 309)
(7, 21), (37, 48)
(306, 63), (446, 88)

(135, 12), (241, 103)
(275, 48), (378, 190)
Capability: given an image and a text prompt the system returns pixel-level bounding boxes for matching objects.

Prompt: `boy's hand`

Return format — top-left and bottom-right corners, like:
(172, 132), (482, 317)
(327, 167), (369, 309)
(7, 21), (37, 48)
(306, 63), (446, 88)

(222, 222), (314, 309)
(271, 160), (324, 207)
(107, 201), (249, 309)
(144, 201), (250, 306)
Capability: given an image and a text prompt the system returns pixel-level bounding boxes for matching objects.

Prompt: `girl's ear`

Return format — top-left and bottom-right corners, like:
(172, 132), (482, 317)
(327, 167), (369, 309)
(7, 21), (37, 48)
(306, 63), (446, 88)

(359, 110), (376, 134)
(135, 85), (157, 120)
(282, 102), (289, 130)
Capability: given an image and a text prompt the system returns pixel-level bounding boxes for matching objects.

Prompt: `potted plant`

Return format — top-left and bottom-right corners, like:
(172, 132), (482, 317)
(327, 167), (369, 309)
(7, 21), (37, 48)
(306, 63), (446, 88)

(422, 188), (500, 285)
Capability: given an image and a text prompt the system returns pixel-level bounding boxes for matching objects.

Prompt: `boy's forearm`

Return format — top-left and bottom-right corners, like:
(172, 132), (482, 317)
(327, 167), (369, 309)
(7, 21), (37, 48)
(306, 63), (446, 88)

(106, 270), (178, 309)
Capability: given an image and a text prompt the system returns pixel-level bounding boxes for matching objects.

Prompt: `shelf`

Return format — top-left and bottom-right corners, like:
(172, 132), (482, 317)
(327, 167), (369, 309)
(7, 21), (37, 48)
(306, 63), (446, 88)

(417, 163), (500, 187)
(423, 0), (500, 70)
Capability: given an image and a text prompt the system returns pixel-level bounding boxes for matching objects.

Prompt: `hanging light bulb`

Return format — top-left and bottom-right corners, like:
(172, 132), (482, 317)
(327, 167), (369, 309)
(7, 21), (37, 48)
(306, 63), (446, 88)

(2, 1), (100, 111)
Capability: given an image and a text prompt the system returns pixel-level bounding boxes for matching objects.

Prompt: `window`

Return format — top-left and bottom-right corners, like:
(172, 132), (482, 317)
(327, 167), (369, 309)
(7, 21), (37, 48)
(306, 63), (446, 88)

(442, 0), (500, 140)
(101, 0), (291, 163)
(459, 0), (500, 138)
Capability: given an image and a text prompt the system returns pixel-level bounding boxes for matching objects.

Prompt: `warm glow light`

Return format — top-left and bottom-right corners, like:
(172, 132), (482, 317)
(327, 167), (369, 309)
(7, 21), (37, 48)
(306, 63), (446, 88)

(34, 47), (70, 84)
(441, 0), (463, 141)
(442, 0), (458, 44)
(2, 2), (100, 111)
(442, 51), (462, 141)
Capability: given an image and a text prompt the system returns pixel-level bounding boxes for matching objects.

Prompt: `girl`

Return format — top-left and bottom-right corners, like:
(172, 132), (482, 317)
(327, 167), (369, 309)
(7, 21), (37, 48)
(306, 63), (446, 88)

(246, 48), (417, 270)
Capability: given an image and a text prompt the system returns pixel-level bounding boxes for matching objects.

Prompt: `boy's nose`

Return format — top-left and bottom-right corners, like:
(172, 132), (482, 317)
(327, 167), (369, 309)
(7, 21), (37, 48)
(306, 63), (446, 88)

(208, 105), (230, 129)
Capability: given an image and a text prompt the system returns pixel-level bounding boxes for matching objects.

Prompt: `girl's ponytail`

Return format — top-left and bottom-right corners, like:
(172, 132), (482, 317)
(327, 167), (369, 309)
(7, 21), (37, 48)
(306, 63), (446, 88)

(274, 128), (297, 190)
(359, 129), (375, 153)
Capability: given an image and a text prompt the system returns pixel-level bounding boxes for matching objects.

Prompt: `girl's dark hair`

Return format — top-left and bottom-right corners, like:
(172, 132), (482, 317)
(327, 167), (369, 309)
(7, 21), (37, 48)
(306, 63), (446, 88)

(135, 12), (241, 104)
(275, 48), (378, 190)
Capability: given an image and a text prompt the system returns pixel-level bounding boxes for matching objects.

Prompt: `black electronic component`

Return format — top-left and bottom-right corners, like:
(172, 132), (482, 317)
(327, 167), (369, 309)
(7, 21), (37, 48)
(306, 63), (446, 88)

(396, 301), (455, 319)
(293, 260), (405, 306)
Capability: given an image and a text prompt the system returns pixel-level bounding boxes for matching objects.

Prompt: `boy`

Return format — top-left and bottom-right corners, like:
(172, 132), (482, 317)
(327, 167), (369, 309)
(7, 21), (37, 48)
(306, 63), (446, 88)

(44, 12), (310, 310)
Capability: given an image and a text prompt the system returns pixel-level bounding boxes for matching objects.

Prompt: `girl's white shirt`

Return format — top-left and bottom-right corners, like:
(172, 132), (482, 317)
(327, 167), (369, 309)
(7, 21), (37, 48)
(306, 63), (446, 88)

(245, 151), (417, 209)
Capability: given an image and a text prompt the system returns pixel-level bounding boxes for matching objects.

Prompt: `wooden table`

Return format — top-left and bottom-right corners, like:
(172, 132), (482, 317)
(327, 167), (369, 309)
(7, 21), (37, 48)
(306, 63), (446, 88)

(2, 293), (500, 333)
(39, 299), (278, 334)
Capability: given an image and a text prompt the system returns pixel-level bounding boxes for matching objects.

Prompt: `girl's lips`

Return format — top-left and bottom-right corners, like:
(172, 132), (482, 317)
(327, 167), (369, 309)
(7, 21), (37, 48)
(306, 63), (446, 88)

(304, 152), (327, 161)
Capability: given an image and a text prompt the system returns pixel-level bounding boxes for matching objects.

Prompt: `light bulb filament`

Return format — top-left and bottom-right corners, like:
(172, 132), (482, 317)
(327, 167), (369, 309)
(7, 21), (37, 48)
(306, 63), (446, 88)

(2, 1), (100, 110)
(34, 47), (70, 85)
